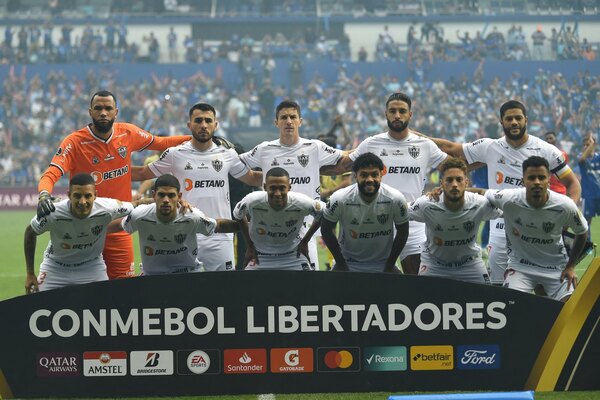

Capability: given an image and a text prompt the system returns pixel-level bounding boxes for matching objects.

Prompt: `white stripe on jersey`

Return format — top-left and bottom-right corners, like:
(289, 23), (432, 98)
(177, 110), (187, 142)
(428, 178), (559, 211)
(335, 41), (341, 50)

(350, 131), (447, 203)
(30, 198), (133, 265)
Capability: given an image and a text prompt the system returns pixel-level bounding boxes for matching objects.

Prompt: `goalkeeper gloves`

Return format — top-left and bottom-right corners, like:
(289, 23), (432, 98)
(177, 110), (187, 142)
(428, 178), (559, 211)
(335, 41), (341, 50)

(212, 136), (235, 149)
(37, 192), (56, 219)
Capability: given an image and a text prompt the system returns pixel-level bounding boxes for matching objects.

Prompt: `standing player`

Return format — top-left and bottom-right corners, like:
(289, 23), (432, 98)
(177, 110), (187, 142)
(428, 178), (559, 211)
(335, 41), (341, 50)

(321, 153), (409, 273)
(484, 156), (588, 301)
(25, 174), (139, 293)
(239, 100), (346, 270)
(424, 100), (581, 285)
(36, 90), (191, 279)
(578, 134), (600, 235)
(330, 92), (448, 274)
(232, 167), (325, 270)
(132, 103), (262, 271)
(109, 174), (240, 275)
(409, 158), (502, 284)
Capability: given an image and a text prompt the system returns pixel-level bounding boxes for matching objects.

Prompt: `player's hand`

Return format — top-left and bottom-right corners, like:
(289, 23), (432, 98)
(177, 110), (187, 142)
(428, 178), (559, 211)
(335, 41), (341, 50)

(213, 136), (235, 149)
(25, 273), (39, 294)
(37, 192), (56, 219)
(330, 261), (349, 272)
(296, 240), (310, 260)
(243, 246), (259, 268)
(383, 262), (401, 273)
(560, 265), (577, 291)
(178, 199), (193, 214)
(425, 187), (442, 201)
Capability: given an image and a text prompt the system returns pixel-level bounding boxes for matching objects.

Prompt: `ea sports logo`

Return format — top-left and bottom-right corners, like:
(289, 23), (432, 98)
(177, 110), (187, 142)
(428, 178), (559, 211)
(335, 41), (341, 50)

(187, 350), (210, 374)
(324, 350), (354, 369)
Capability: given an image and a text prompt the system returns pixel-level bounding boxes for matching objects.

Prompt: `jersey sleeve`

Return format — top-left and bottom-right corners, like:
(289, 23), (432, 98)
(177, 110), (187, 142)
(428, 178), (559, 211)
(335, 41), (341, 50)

(463, 138), (492, 165)
(105, 198), (135, 219)
(349, 137), (370, 161)
(192, 209), (217, 236)
(148, 148), (174, 177)
(480, 195), (504, 220)
(316, 140), (343, 167)
(484, 189), (509, 209)
(546, 144), (571, 178)
(227, 149), (250, 179)
(393, 193), (410, 225)
(310, 199), (326, 218)
(124, 124), (156, 152)
(29, 214), (51, 235)
(121, 211), (138, 234)
(323, 192), (342, 222)
(147, 134), (190, 152)
(239, 144), (261, 169)
(45, 136), (79, 180)
(427, 139), (449, 169)
(232, 194), (251, 220)
(408, 196), (427, 222)
(567, 202), (589, 235)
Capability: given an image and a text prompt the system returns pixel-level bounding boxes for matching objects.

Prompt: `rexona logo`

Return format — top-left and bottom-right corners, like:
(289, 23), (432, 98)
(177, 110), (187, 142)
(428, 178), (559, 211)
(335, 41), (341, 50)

(130, 350), (173, 376)
(83, 351), (127, 376)
(410, 345), (453, 371)
(37, 352), (80, 377)
(270, 348), (314, 373)
(363, 346), (407, 371)
(317, 347), (360, 372)
(223, 349), (267, 374)
(457, 345), (501, 370)
(176, 349), (220, 375)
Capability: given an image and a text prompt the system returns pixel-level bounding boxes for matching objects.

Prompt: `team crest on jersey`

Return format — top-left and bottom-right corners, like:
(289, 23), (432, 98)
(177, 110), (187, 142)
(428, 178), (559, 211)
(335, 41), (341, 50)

(286, 219), (299, 227)
(380, 149), (388, 157)
(298, 154), (309, 168)
(174, 233), (187, 244)
(212, 159), (223, 172)
(91, 225), (103, 236)
(408, 146), (420, 159)
(542, 222), (555, 233)
(377, 214), (389, 225)
(463, 221), (474, 232)
(184, 162), (193, 170)
(92, 156), (100, 165)
(118, 146), (128, 159)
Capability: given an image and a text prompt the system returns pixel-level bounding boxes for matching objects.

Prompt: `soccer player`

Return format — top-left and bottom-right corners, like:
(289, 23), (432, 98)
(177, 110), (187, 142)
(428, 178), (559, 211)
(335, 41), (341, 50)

(132, 103), (262, 271)
(321, 153), (409, 273)
(36, 90), (191, 280)
(409, 158), (502, 284)
(544, 131), (568, 195)
(424, 99), (581, 285)
(109, 174), (240, 275)
(232, 167), (325, 271)
(333, 92), (448, 275)
(578, 134), (600, 234)
(239, 100), (346, 270)
(483, 156), (588, 301)
(24, 173), (139, 293)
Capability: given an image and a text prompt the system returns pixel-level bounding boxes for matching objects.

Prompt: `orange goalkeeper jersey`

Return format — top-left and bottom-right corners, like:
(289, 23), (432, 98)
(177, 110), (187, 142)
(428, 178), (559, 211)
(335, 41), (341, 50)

(39, 123), (189, 201)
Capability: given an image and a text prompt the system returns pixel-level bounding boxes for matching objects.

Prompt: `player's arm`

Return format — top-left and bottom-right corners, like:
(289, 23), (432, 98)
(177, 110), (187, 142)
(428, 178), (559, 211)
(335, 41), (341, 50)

(131, 165), (157, 182)
(320, 174), (351, 200)
(107, 217), (125, 234)
(237, 169), (263, 187)
(578, 136), (595, 162)
(147, 135), (190, 151)
(24, 225), (40, 294)
(297, 216), (322, 259)
(214, 219), (240, 233)
(384, 222), (408, 273)
(37, 166), (62, 218)
(412, 131), (465, 158)
(235, 216), (258, 268)
(561, 230), (588, 291)
(321, 218), (348, 271)
(320, 151), (353, 176)
(559, 171), (581, 205)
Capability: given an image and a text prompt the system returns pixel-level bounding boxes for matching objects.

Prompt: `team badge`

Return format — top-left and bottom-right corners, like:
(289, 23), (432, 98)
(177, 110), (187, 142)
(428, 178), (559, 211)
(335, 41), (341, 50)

(92, 156), (100, 165)
(298, 154), (309, 168)
(377, 214), (389, 225)
(174, 234), (187, 244)
(408, 146), (420, 159)
(463, 221), (474, 233)
(286, 219), (299, 227)
(91, 225), (103, 236)
(117, 146), (128, 159)
(184, 162), (193, 170)
(212, 159), (223, 172)
(542, 222), (555, 233)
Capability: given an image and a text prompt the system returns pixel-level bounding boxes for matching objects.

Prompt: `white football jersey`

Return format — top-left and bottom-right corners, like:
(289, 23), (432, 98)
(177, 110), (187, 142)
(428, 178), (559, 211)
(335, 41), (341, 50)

(30, 198), (133, 265)
(121, 204), (217, 275)
(323, 183), (409, 264)
(463, 135), (570, 240)
(240, 138), (342, 200)
(350, 131), (447, 202)
(148, 141), (248, 241)
(485, 188), (588, 276)
(233, 191), (325, 254)
(410, 191), (502, 266)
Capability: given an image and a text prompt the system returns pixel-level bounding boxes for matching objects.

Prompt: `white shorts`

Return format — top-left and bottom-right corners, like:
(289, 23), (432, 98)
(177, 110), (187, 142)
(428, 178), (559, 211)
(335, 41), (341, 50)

(503, 268), (573, 301)
(400, 221), (425, 260)
(196, 235), (235, 271)
(419, 258), (491, 285)
(487, 237), (508, 285)
(38, 256), (108, 291)
(245, 252), (313, 271)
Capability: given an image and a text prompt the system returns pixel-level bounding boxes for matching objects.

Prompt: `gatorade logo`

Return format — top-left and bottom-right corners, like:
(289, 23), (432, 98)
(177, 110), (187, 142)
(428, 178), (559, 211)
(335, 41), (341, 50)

(317, 347), (360, 372)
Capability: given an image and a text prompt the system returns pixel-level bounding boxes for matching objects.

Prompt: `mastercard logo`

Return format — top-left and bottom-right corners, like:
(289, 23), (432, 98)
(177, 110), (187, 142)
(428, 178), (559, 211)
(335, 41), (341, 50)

(324, 350), (353, 369)
(317, 347), (360, 372)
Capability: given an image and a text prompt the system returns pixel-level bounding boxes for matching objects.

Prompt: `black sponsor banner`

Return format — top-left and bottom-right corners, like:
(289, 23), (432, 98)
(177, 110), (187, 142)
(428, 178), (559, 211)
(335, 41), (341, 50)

(0, 272), (562, 398)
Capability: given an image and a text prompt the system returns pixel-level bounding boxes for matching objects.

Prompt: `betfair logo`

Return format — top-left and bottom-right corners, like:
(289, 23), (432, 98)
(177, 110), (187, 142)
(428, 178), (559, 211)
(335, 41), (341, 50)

(410, 345), (453, 370)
